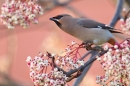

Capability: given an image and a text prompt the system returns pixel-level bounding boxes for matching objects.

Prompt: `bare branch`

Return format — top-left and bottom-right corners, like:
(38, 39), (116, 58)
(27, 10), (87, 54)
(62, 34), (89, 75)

(48, 46), (108, 83)
(109, 0), (124, 27)
(73, 51), (99, 86)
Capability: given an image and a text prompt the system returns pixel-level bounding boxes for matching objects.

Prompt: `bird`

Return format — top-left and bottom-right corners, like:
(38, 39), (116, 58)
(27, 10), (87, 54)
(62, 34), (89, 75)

(49, 14), (121, 47)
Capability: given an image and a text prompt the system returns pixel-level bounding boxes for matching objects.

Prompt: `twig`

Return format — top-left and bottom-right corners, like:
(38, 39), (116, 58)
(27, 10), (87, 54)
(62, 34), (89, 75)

(109, 0), (124, 27)
(79, 50), (93, 60)
(106, 78), (114, 86)
(48, 49), (108, 82)
(66, 55), (98, 82)
(73, 51), (99, 86)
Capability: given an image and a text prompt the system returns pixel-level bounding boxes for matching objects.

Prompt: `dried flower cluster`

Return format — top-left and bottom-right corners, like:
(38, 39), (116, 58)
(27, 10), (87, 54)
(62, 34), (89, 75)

(120, 9), (130, 35)
(26, 41), (84, 86)
(26, 55), (69, 86)
(0, 0), (43, 29)
(57, 41), (84, 70)
(96, 38), (130, 86)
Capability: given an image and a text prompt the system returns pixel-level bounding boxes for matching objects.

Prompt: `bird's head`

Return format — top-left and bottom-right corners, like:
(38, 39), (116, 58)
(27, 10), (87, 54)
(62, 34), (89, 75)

(50, 14), (71, 28)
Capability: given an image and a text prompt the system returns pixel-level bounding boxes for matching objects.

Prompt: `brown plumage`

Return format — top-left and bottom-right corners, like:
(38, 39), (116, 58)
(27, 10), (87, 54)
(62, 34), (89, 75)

(50, 14), (120, 45)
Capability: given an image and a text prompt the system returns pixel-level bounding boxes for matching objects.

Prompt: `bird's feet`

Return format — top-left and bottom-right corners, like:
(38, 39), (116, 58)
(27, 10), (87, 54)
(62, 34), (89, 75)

(82, 41), (108, 56)
(82, 41), (104, 51)
(82, 40), (93, 50)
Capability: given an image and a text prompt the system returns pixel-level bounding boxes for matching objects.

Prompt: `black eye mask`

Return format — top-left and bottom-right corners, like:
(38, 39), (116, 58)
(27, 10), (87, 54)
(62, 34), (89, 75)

(54, 15), (63, 19)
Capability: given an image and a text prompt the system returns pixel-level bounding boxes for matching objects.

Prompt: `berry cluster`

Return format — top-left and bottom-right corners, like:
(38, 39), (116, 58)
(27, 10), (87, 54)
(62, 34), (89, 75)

(26, 41), (84, 86)
(0, 0), (43, 29)
(96, 39), (130, 85)
(26, 55), (69, 86)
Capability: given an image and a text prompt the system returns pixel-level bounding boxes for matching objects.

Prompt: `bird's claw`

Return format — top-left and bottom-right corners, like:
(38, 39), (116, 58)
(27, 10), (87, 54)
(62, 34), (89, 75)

(82, 41), (93, 50)
(82, 41), (106, 54)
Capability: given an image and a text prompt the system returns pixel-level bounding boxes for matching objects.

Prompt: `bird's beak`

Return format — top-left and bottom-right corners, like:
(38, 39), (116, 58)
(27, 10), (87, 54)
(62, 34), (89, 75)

(49, 17), (59, 22)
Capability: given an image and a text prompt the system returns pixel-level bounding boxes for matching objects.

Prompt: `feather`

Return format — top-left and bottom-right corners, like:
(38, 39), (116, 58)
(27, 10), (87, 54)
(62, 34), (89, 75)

(77, 19), (121, 33)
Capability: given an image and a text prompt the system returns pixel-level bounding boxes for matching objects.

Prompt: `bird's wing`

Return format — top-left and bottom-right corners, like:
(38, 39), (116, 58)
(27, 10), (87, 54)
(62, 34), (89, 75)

(77, 19), (121, 33)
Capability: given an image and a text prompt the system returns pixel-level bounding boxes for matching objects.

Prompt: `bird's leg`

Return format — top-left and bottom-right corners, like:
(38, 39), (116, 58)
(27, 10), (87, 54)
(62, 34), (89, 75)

(83, 41), (108, 56)
(82, 40), (93, 50)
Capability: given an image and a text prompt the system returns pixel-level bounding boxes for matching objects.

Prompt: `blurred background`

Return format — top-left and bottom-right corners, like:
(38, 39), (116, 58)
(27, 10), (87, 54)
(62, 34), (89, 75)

(0, 0), (129, 86)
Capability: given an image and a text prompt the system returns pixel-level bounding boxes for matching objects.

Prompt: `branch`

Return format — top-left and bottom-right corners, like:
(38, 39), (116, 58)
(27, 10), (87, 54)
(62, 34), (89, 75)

(73, 51), (99, 86)
(49, 46), (108, 82)
(79, 50), (93, 60)
(109, 0), (124, 27)
(66, 53), (98, 82)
